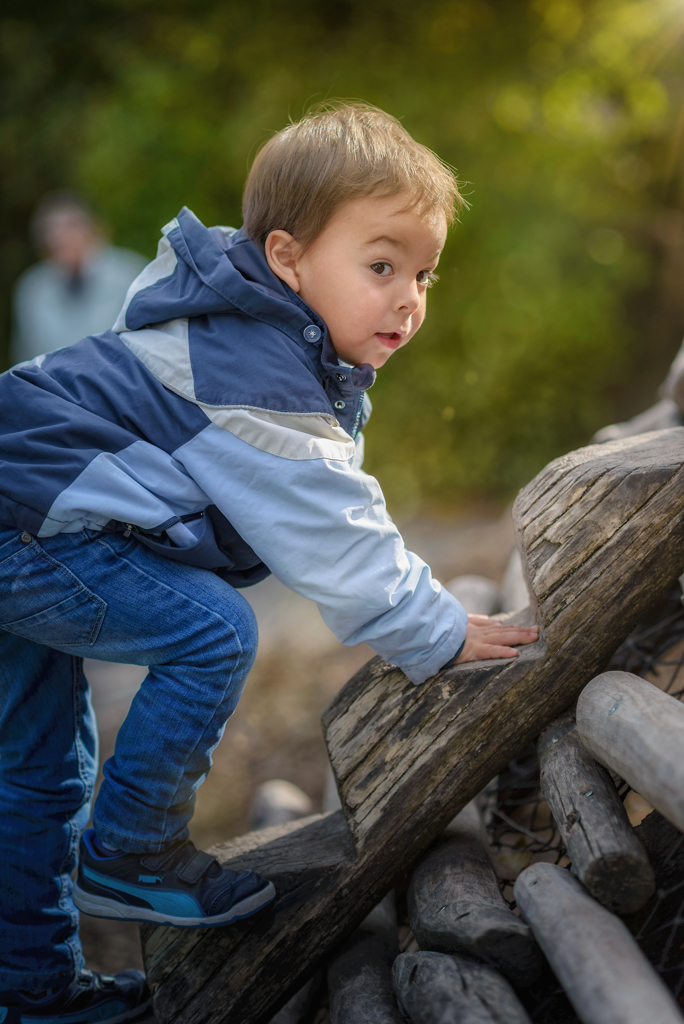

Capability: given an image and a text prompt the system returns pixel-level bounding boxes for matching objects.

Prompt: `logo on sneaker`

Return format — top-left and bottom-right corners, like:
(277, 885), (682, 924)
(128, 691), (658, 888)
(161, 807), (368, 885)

(138, 874), (164, 883)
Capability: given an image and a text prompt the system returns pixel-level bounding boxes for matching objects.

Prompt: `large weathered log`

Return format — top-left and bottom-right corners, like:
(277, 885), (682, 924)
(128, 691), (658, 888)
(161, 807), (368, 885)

(326, 431), (684, 856)
(392, 951), (532, 1024)
(141, 429), (684, 1024)
(514, 862), (683, 1024)
(407, 800), (541, 985)
(576, 671), (684, 833)
(538, 708), (655, 912)
(327, 893), (403, 1024)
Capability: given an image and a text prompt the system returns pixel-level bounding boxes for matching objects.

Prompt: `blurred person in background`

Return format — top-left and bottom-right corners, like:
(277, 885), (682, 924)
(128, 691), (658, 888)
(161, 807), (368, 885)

(11, 192), (146, 364)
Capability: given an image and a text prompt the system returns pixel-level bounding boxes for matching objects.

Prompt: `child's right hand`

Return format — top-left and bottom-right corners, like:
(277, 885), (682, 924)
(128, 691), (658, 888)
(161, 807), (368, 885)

(455, 614), (539, 664)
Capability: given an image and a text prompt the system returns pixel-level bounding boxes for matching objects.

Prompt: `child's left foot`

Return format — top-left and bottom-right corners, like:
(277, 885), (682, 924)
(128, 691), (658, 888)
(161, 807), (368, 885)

(0, 968), (151, 1023)
(73, 828), (276, 928)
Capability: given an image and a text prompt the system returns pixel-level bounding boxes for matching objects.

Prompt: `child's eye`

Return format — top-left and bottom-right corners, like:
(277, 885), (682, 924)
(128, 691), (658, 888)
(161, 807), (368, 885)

(370, 261), (393, 277)
(417, 269), (439, 287)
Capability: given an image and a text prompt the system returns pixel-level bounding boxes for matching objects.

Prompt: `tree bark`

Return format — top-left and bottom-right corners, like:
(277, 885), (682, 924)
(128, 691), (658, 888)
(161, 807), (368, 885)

(538, 708), (654, 912)
(514, 862), (683, 1024)
(141, 429), (684, 1024)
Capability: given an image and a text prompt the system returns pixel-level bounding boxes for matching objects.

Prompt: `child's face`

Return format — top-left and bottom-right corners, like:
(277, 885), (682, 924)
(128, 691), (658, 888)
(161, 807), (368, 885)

(265, 193), (447, 369)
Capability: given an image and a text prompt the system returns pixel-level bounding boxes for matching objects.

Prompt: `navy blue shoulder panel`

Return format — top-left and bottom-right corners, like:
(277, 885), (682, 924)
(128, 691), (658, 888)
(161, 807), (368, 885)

(23, 332), (210, 452)
(187, 312), (332, 413)
(0, 332), (209, 524)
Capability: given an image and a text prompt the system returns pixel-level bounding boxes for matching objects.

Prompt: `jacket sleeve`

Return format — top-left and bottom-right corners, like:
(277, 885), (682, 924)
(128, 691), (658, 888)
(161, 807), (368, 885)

(175, 422), (468, 684)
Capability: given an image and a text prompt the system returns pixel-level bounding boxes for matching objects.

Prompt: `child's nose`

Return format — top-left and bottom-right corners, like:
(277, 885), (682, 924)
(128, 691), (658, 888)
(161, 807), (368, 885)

(397, 278), (420, 314)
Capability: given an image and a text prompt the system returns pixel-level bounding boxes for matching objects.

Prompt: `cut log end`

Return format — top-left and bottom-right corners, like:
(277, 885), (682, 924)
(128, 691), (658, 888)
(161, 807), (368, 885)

(581, 852), (656, 915)
(392, 951), (533, 1024)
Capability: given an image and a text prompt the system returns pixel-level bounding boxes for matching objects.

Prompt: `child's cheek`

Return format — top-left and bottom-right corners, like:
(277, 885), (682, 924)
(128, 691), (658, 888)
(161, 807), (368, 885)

(413, 301), (427, 333)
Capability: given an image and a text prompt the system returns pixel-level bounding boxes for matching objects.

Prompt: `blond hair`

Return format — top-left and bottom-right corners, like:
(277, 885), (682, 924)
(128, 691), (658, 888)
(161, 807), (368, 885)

(242, 101), (463, 250)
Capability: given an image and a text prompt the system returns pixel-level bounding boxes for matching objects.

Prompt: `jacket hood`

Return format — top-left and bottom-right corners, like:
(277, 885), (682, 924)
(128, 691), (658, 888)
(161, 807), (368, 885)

(115, 207), (376, 392)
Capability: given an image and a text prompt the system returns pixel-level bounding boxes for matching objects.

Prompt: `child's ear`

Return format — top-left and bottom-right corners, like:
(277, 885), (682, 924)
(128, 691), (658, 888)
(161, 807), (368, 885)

(264, 230), (302, 292)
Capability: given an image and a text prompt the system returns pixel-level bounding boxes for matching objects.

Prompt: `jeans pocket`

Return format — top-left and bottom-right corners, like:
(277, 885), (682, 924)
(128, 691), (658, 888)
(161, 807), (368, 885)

(0, 540), (106, 647)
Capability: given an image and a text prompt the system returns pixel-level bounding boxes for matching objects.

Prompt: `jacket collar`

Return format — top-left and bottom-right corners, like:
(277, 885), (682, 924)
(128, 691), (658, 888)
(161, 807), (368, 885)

(171, 209), (375, 391)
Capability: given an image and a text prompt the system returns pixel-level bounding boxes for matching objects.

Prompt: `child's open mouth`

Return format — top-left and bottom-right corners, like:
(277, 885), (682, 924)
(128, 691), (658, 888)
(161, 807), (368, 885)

(375, 331), (404, 350)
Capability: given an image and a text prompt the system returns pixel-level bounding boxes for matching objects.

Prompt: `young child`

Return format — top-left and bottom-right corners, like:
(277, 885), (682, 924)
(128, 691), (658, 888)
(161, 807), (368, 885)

(0, 102), (538, 1021)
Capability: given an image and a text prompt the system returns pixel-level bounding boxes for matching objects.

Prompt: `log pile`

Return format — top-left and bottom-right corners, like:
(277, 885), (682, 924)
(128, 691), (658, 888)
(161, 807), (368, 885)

(139, 427), (684, 1023)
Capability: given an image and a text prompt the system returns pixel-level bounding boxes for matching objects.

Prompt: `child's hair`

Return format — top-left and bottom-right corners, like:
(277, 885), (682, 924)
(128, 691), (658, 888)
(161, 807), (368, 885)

(242, 101), (463, 251)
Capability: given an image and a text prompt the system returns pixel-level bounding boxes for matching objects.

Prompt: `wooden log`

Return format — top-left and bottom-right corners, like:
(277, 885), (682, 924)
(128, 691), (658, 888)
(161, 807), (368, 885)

(514, 862), (683, 1024)
(327, 893), (404, 1024)
(576, 671), (684, 833)
(328, 431), (684, 857)
(445, 575), (501, 615)
(407, 800), (541, 986)
(538, 708), (655, 912)
(392, 951), (532, 1024)
(142, 429), (684, 1024)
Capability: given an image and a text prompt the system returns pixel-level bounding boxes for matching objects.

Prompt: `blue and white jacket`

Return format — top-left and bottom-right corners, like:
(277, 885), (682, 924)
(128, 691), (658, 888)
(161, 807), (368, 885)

(0, 208), (467, 683)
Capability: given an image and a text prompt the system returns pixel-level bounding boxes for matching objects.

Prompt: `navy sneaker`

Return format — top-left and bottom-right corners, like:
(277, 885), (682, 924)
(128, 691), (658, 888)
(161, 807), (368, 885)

(73, 828), (276, 928)
(0, 968), (151, 1023)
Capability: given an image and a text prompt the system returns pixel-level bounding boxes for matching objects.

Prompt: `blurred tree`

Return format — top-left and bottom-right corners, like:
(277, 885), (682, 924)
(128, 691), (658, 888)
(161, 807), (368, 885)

(2, 0), (684, 509)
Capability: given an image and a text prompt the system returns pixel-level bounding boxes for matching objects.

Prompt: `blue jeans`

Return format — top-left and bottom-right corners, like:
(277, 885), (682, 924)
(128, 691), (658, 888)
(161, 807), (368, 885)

(0, 526), (257, 991)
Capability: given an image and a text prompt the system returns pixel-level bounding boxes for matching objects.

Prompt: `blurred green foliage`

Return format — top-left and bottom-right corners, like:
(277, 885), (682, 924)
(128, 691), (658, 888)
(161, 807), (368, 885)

(2, 0), (684, 510)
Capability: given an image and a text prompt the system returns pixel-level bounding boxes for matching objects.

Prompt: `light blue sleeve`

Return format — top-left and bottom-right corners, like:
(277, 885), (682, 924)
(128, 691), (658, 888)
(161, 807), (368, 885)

(175, 423), (468, 684)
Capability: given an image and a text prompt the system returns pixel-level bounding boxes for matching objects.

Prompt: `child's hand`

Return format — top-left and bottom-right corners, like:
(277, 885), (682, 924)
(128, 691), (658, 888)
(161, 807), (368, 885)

(455, 614), (539, 664)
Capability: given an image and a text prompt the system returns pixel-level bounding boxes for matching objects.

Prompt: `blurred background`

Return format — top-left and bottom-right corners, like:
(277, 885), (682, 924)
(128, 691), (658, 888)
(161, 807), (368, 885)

(3, 0), (684, 509)
(3, 0), (684, 973)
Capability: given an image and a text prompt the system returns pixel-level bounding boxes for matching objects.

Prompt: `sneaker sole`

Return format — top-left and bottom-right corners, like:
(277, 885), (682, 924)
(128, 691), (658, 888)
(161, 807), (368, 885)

(72, 880), (276, 928)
